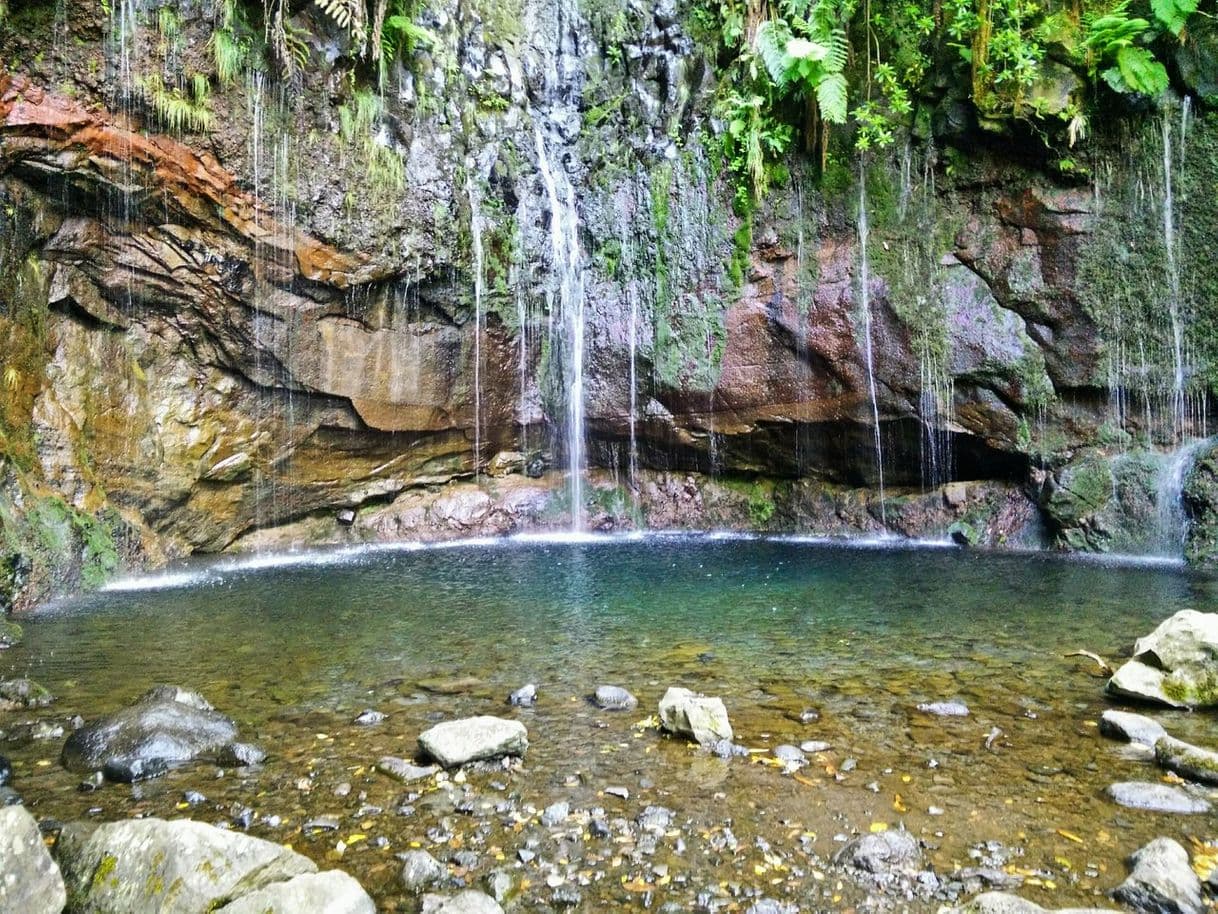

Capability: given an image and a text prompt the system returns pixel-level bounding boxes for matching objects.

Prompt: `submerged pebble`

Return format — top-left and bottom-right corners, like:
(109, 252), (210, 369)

(916, 701), (970, 717)
(592, 686), (637, 711)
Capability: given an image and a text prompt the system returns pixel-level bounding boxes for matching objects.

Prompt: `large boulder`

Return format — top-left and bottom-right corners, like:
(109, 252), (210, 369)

(417, 717), (527, 768)
(214, 871), (375, 914)
(420, 891), (505, 914)
(1098, 710), (1167, 747)
(60, 686), (240, 773)
(658, 687), (732, 747)
(56, 818), (318, 913)
(0, 806), (67, 914)
(1107, 611), (1218, 708)
(1113, 837), (1203, 914)
(1106, 782), (1210, 814)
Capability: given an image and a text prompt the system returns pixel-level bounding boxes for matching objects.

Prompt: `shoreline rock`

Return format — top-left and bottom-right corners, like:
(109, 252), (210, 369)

(418, 717), (528, 768)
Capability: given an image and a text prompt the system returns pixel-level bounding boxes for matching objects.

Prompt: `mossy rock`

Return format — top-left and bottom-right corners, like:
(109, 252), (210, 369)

(1042, 455), (1115, 550)
(0, 619), (21, 648)
(1184, 443), (1218, 566)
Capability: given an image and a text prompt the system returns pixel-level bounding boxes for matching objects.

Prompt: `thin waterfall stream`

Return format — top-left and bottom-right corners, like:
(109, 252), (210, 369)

(857, 172), (887, 527)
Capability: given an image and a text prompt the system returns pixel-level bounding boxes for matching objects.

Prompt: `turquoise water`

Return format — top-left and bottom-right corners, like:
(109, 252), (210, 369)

(3, 535), (1216, 910)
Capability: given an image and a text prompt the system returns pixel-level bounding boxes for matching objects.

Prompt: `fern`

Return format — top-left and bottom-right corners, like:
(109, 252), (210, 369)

(137, 73), (214, 134)
(1151, 0), (1198, 36)
(756, 20), (795, 87)
(1114, 45), (1170, 95)
(315, 0), (368, 44)
(815, 71), (848, 122)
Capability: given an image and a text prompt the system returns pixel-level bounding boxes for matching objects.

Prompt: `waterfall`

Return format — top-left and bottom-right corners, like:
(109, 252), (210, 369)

(1161, 111), (1186, 440)
(620, 221), (639, 497)
(533, 124), (587, 530)
(1154, 437), (1209, 556)
(515, 270), (529, 455)
(857, 172), (887, 526)
(466, 173), (485, 477)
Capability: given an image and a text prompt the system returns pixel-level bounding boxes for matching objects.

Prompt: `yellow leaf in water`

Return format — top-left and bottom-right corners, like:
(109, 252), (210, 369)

(893, 795), (907, 813)
(793, 773), (817, 788)
(347, 834), (367, 845)
(869, 822), (889, 833)
(1056, 830), (1085, 845)
(901, 774), (911, 783)
(754, 864), (768, 876)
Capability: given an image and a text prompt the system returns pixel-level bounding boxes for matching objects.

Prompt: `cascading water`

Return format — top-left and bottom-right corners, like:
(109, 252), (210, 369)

(1154, 436), (1209, 556)
(533, 124), (587, 530)
(1161, 108), (1186, 440)
(857, 171), (887, 526)
(466, 173), (486, 476)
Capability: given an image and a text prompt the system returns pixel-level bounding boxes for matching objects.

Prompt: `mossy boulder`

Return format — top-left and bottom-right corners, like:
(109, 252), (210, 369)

(1108, 610), (1218, 709)
(0, 619), (22, 649)
(1041, 456), (1115, 550)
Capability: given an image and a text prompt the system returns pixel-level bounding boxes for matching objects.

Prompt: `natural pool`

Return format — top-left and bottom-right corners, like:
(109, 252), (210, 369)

(3, 534), (1217, 912)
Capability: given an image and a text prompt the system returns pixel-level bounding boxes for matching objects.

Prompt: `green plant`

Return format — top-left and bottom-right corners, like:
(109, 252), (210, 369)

(137, 72), (214, 133)
(1081, 1), (1167, 96)
(338, 86), (405, 194)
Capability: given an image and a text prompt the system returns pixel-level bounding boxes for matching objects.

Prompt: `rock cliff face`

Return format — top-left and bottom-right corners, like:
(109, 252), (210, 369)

(0, 0), (1215, 605)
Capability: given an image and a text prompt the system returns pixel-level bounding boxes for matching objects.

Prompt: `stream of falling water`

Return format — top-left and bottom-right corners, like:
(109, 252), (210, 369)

(857, 172), (887, 526)
(533, 124), (586, 530)
(1161, 108), (1186, 440)
(1154, 436), (1210, 555)
(466, 173), (485, 476)
(620, 219), (639, 497)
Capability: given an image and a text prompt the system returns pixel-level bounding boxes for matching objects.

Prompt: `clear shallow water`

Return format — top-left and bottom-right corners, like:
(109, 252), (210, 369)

(4, 536), (1218, 911)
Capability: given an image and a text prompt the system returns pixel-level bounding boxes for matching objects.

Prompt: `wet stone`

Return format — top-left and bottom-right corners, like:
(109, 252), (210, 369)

(0, 755), (9, 787)
(916, 700), (970, 717)
(604, 786), (629, 800)
(417, 676), (483, 695)
(541, 800), (570, 827)
(800, 740), (832, 753)
(0, 786), (20, 806)
(103, 756), (169, 783)
(420, 890), (505, 914)
(1099, 709), (1168, 747)
(1107, 782), (1210, 814)
(354, 709), (387, 726)
(1155, 736), (1218, 785)
(1115, 837), (1203, 914)
(378, 756), (439, 782)
(508, 684), (537, 706)
(0, 621), (22, 649)
(835, 829), (923, 874)
(0, 678), (54, 711)
(745, 900), (799, 914)
(593, 685), (638, 710)
(217, 742), (266, 766)
(772, 745), (806, 766)
(637, 805), (674, 832)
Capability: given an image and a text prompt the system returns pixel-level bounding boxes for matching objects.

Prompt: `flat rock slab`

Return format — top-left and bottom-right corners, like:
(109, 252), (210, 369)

(378, 756), (439, 782)
(421, 890), (506, 913)
(592, 685), (637, 711)
(55, 817), (318, 913)
(943, 891), (1120, 913)
(658, 687), (732, 747)
(1155, 735), (1218, 785)
(214, 871), (375, 914)
(1099, 710), (1168, 747)
(0, 806), (66, 914)
(1114, 837), (1203, 914)
(916, 700), (970, 717)
(418, 717), (528, 768)
(61, 687), (238, 772)
(1107, 781), (1210, 814)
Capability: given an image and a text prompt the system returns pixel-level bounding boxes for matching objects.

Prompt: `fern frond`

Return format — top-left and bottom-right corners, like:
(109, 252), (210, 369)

(755, 20), (795, 87)
(315, 0), (368, 45)
(815, 71), (848, 122)
(1151, 0), (1197, 36)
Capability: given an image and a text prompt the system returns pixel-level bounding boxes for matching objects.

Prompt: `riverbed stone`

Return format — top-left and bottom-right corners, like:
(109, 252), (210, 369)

(401, 849), (447, 891)
(916, 700), (970, 717)
(420, 890), (505, 914)
(418, 717), (528, 767)
(215, 871), (375, 914)
(1107, 611), (1218, 708)
(1106, 782), (1210, 814)
(1113, 837), (1202, 914)
(658, 687), (732, 746)
(0, 755), (10, 787)
(418, 676), (483, 695)
(0, 678), (54, 710)
(943, 892), (1120, 913)
(508, 684), (537, 707)
(0, 621), (21, 649)
(834, 829), (923, 874)
(55, 817), (318, 913)
(1099, 710), (1168, 746)
(593, 685), (637, 710)
(0, 805), (66, 914)
(1154, 735), (1218, 784)
(378, 756), (439, 782)
(61, 686), (240, 772)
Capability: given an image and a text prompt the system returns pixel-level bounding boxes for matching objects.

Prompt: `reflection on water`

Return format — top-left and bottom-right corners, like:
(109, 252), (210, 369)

(4, 536), (1218, 910)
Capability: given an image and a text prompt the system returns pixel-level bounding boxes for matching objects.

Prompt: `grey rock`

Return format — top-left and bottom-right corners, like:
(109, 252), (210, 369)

(942, 892), (1120, 913)
(0, 754), (10, 787)
(0, 678), (54, 710)
(378, 756), (438, 782)
(772, 745), (807, 766)
(1113, 837), (1202, 914)
(508, 684), (537, 707)
(593, 685), (637, 710)
(637, 805), (674, 832)
(0, 806), (66, 914)
(0, 620), (22, 649)
(55, 817), (318, 913)
(1155, 736), (1218, 785)
(800, 740), (832, 753)
(1107, 782), (1209, 814)
(917, 700), (970, 717)
(540, 800), (570, 827)
(0, 786), (19, 806)
(353, 709), (387, 726)
(1108, 611), (1218, 708)
(1099, 710), (1168, 747)
(420, 889), (505, 914)
(400, 849), (447, 891)
(61, 687), (239, 772)
(745, 901), (798, 914)
(103, 755), (169, 783)
(218, 743), (266, 766)
(834, 829), (922, 874)
(215, 871), (375, 914)
(418, 717), (528, 768)
(484, 870), (512, 902)
(658, 687), (732, 746)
